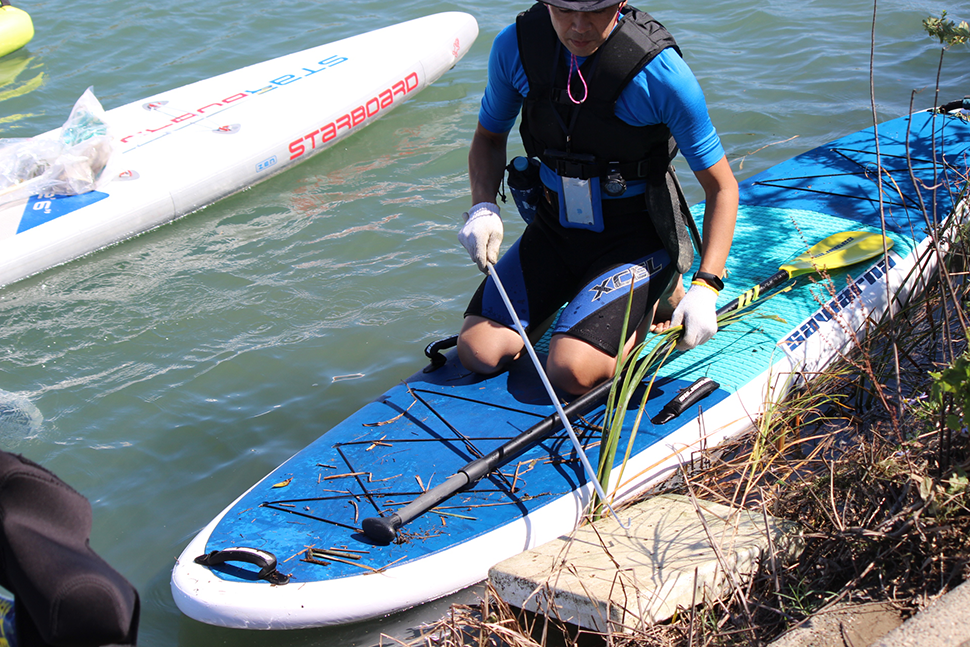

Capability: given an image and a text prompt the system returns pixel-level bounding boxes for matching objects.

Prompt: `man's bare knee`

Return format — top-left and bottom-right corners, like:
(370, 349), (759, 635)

(546, 338), (614, 396)
(457, 316), (522, 375)
(546, 361), (606, 396)
(457, 338), (509, 375)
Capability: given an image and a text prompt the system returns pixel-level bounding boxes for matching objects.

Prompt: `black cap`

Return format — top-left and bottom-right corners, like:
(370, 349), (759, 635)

(541, 0), (624, 12)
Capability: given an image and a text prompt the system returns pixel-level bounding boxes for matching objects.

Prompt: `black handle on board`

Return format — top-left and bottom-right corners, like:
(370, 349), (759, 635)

(195, 546), (290, 584)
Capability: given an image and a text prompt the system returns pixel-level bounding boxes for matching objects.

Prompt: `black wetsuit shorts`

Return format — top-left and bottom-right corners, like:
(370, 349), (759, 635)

(464, 190), (676, 357)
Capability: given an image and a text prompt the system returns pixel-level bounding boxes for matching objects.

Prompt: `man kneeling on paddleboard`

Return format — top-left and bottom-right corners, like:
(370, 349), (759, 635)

(456, 0), (738, 395)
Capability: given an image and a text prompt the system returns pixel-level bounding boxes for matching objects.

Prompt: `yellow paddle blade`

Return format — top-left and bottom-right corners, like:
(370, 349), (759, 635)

(780, 231), (893, 278)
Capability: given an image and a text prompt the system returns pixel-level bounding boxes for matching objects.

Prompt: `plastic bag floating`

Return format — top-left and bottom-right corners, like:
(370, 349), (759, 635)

(0, 87), (118, 203)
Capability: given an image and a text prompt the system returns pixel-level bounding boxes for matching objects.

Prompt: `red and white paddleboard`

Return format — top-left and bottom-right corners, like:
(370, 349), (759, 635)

(0, 12), (478, 287)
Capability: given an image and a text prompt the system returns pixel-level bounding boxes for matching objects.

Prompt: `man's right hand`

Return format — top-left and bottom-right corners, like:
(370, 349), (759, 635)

(458, 202), (503, 273)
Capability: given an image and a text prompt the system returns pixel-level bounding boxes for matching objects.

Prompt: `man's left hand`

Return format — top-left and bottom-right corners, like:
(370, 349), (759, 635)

(670, 283), (718, 350)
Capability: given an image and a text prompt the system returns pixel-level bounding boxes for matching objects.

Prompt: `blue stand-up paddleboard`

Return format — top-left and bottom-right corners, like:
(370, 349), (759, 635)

(172, 103), (970, 628)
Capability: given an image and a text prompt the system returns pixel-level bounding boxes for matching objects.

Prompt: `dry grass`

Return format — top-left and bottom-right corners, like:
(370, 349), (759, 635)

(650, 211), (970, 643)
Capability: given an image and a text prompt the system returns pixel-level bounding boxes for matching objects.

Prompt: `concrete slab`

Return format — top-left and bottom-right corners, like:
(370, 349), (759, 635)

(871, 578), (970, 647)
(768, 601), (904, 647)
(488, 493), (802, 633)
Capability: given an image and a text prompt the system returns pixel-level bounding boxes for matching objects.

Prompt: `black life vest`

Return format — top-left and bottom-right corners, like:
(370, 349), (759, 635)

(516, 3), (698, 273)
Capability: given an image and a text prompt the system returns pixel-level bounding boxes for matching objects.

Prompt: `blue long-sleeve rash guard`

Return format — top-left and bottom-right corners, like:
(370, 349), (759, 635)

(479, 23), (725, 194)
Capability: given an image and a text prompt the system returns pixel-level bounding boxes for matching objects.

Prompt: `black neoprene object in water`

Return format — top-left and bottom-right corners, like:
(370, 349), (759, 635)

(0, 452), (140, 646)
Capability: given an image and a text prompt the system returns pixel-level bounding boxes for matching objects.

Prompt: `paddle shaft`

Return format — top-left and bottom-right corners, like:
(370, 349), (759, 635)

(360, 377), (615, 543)
(717, 269), (789, 314)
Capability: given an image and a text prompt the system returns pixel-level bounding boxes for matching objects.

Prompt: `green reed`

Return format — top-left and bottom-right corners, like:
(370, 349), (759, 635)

(591, 282), (788, 519)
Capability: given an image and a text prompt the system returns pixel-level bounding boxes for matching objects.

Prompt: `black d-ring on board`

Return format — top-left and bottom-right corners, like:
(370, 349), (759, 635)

(195, 546), (290, 585)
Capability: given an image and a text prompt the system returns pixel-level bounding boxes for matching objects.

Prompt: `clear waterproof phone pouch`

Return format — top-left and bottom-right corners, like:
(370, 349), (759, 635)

(559, 175), (604, 232)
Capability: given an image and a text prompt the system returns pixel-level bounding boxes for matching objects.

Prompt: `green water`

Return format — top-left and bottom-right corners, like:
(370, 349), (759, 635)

(0, 0), (966, 644)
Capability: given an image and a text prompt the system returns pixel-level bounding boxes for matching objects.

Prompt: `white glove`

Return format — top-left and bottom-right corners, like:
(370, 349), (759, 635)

(670, 283), (719, 350)
(458, 202), (503, 273)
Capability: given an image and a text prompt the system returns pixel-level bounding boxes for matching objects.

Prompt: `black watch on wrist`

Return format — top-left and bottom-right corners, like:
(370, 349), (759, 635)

(692, 271), (724, 292)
